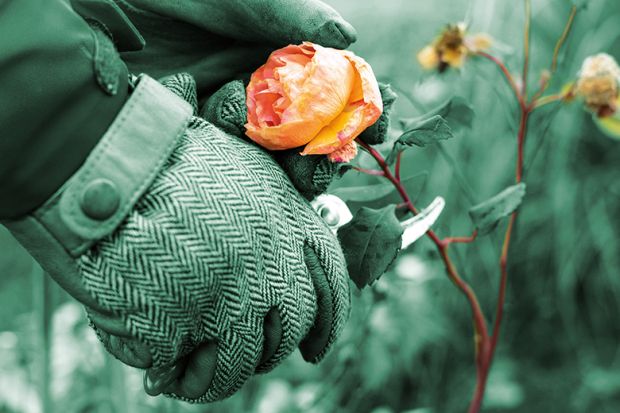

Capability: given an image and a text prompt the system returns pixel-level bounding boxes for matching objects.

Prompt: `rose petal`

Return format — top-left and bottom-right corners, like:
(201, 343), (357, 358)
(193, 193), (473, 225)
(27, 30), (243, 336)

(302, 51), (383, 155)
(281, 43), (355, 126)
(245, 42), (357, 150)
(301, 103), (365, 154)
(245, 118), (325, 150)
(327, 141), (358, 163)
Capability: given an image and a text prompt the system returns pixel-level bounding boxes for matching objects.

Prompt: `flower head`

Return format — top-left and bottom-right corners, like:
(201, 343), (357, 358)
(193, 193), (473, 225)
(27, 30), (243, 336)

(244, 42), (383, 162)
(417, 23), (492, 72)
(575, 53), (620, 117)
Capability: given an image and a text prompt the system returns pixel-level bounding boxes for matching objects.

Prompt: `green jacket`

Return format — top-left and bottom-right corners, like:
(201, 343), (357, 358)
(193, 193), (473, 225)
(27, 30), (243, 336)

(0, 0), (142, 219)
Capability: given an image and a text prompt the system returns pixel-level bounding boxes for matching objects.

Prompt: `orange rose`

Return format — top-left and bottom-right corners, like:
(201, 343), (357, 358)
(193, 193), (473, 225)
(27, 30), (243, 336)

(245, 42), (382, 161)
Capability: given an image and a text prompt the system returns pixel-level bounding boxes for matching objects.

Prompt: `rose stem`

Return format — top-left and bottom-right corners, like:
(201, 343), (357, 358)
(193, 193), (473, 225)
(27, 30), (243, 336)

(356, 138), (490, 381)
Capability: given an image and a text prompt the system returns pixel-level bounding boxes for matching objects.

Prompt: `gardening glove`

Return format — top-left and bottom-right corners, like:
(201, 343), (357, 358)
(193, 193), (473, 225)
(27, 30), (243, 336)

(202, 79), (399, 199)
(112, 0), (358, 98)
(5, 71), (350, 402)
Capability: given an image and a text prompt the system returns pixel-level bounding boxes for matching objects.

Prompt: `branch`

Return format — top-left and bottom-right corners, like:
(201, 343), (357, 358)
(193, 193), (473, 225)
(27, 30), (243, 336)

(551, 5), (578, 74)
(442, 230), (479, 246)
(476, 52), (526, 110)
(531, 5), (578, 101)
(522, 0), (532, 97)
(356, 138), (490, 357)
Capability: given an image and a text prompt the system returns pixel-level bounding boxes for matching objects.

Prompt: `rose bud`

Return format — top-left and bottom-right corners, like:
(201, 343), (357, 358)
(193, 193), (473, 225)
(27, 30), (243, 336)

(244, 42), (383, 162)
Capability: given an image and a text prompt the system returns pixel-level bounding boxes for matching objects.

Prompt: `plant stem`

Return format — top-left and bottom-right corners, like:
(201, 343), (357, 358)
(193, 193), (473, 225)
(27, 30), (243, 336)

(356, 138), (490, 376)
(532, 94), (566, 109)
(532, 5), (578, 100)
(476, 52), (526, 110)
(522, 0), (532, 97)
(551, 6), (578, 74)
(443, 230), (479, 246)
(352, 166), (385, 176)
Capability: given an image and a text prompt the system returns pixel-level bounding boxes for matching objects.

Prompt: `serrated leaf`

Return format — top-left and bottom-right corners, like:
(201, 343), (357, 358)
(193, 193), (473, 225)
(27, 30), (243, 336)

(398, 115), (453, 147)
(338, 205), (404, 289)
(469, 183), (527, 234)
(386, 116), (453, 163)
(400, 96), (475, 130)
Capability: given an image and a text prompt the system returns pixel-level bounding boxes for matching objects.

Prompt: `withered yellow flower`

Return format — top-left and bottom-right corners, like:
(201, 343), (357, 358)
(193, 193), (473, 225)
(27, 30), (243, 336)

(575, 53), (620, 117)
(417, 23), (491, 72)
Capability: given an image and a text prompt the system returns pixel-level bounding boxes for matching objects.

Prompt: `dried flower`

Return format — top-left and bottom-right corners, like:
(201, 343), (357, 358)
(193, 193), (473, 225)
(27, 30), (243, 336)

(575, 53), (620, 117)
(417, 23), (492, 72)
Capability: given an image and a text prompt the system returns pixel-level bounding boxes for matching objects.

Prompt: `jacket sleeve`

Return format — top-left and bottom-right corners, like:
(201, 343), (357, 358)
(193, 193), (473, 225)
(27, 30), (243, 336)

(0, 0), (142, 219)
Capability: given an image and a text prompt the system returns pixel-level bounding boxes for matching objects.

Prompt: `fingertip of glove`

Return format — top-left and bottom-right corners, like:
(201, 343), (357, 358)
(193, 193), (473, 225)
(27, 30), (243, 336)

(162, 342), (218, 400)
(257, 307), (283, 371)
(201, 80), (247, 137)
(313, 18), (357, 49)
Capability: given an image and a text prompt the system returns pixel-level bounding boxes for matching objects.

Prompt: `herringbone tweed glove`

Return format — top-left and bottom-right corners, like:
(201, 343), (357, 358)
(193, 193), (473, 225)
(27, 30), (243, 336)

(79, 74), (350, 401)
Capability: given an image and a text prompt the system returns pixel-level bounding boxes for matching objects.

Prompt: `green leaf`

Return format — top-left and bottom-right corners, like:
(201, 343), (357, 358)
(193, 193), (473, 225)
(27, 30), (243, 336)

(386, 115), (453, 163)
(400, 96), (475, 130)
(338, 205), (404, 289)
(469, 183), (527, 234)
(397, 115), (453, 147)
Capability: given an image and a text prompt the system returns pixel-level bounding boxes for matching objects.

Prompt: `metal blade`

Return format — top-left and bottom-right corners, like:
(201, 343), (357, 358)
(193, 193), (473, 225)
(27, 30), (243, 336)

(400, 196), (445, 249)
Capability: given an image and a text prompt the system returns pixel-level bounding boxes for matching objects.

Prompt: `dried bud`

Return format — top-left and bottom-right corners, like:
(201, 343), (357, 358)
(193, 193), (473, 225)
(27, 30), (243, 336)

(575, 53), (620, 116)
(417, 23), (492, 72)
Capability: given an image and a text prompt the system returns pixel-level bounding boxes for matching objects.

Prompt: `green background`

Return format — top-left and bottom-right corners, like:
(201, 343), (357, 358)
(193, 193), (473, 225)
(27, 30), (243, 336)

(1, 0), (619, 412)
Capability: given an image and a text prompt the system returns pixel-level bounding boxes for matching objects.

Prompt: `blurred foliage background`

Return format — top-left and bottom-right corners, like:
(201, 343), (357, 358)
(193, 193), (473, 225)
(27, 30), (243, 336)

(1, 0), (620, 412)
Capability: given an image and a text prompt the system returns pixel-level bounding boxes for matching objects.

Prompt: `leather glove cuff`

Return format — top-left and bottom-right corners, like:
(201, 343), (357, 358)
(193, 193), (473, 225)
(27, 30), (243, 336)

(2, 75), (192, 299)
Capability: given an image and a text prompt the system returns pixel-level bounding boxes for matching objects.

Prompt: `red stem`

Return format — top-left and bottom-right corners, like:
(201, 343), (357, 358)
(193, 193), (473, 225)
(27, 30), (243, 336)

(443, 230), (479, 246)
(356, 138), (490, 362)
(395, 150), (403, 181)
(352, 166), (385, 176)
(467, 45), (532, 410)
(476, 52), (526, 110)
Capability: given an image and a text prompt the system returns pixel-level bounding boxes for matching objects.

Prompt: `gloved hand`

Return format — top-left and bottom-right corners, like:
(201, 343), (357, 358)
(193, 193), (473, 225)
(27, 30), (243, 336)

(202, 79), (399, 198)
(6, 73), (350, 402)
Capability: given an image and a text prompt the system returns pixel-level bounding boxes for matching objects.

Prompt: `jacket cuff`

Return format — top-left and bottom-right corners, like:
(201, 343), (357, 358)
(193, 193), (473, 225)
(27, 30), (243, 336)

(4, 76), (192, 257)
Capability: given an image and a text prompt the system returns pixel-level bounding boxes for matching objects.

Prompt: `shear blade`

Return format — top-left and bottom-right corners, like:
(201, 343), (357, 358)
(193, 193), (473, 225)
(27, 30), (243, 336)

(400, 196), (445, 249)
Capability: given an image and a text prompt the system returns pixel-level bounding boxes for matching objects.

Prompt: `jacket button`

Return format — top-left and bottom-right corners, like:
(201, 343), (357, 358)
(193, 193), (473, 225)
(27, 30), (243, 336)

(81, 179), (120, 220)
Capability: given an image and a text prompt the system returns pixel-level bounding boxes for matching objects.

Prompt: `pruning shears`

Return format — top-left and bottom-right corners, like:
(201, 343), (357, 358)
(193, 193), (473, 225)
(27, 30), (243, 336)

(312, 194), (445, 249)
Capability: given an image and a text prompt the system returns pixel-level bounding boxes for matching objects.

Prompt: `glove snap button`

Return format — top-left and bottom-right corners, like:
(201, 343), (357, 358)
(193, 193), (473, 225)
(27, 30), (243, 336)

(81, 179), (120, 220)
